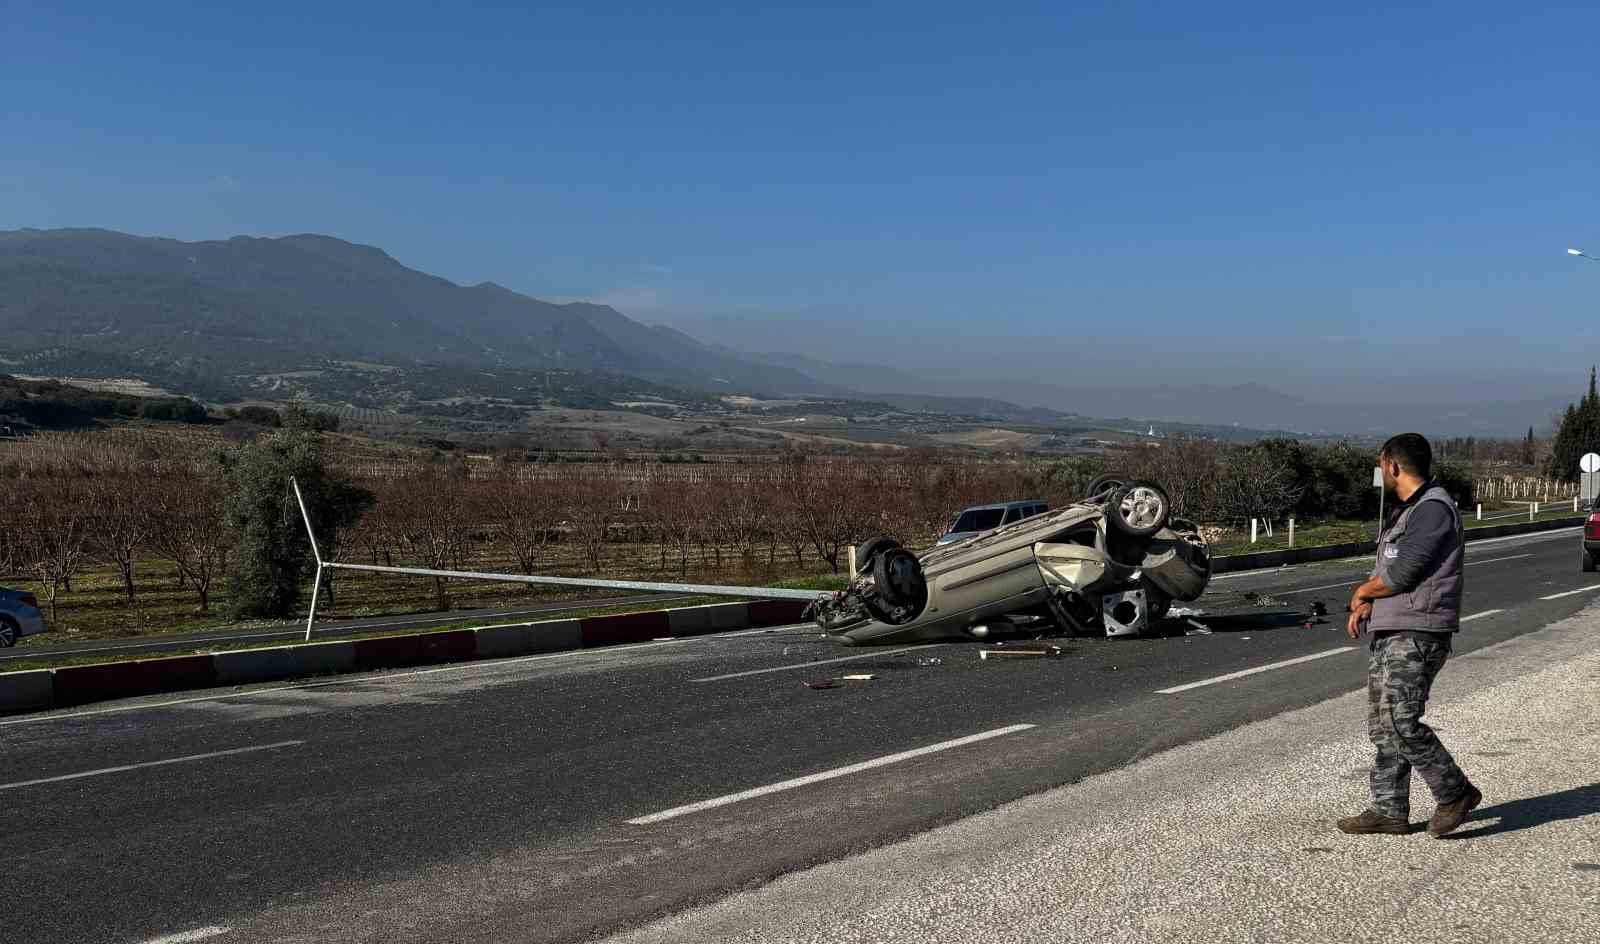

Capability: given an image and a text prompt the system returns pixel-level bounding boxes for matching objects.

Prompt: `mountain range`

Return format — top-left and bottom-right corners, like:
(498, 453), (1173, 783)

(0, 227), (1565, 437)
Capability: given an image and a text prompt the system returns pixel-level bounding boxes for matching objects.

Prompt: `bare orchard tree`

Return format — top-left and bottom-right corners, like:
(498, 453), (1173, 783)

(147, 467), (229, 613)
(15, 477), (92, 622)
(394, 466), (473, 609)
(85, 469), (155, 603)
(563, 466), (624, 572)
(790, 459), (880, 573)
(488, 467), (560, 575)
(712, 470), (770, 568)
(645, 473), (699, 575)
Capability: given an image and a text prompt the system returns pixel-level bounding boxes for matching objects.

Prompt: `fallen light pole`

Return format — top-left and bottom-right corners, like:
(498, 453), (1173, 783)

(291, 478), (819, 642)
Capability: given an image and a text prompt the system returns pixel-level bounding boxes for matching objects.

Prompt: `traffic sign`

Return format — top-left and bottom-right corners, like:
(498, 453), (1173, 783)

(1581, 453), (1600, 474)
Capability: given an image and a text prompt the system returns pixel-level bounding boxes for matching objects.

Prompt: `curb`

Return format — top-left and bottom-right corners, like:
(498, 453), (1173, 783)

(1210, 515), (1582, 575)
(1, 598), (813, 718)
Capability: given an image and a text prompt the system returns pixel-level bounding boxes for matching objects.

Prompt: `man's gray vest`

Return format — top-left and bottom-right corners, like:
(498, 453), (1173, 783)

(1369, 484), (1463, 633)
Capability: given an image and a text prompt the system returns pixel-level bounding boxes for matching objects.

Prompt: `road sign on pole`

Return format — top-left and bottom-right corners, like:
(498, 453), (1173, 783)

(1580, 455), (1600, 505)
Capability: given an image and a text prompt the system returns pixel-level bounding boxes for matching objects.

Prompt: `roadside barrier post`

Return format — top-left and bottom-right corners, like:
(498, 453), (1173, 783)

(1250, 518), (1258, 544)
(847, 546), (857, 576)
(1477, 503), (1482, 522)
(1531, 502), (1537, 521)
(1288, 518), (1295, 548)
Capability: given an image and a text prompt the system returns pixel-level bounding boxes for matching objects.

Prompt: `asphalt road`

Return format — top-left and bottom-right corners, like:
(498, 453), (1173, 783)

(3, 528), (1593, 944)
(0, 593), (687, 664)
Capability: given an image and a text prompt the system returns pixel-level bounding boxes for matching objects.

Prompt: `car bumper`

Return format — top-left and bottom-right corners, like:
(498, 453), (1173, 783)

(13, 608), (46, 638)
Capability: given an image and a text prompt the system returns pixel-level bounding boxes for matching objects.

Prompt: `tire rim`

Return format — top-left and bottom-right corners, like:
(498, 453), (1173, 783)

(0, 624), (15, 647)
(1119, 486), (1166, 530)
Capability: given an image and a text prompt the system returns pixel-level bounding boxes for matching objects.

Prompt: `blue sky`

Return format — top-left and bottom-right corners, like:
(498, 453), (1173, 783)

(5, 0), (1600, 400)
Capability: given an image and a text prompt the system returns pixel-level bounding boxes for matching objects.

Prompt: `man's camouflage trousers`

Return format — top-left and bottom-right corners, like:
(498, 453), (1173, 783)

(1367, 632), (1471, 820)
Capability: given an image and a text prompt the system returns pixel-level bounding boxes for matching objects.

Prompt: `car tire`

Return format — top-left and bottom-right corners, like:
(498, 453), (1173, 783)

(1585, 551), (1597, 574)
(1085, 474), (1125, 501)
(1108, 481), (1172, 538)
(855, 536), (901, 575)
(872, 547), (927, 610)
(0, 617), (18, 648)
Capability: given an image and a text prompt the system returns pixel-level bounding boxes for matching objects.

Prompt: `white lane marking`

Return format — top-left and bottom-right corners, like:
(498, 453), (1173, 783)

(1460, 609), (1503, 622)
(1540, 586), (1600, 600)
(689, 645), (940, 682)
(1275, 580), (1360, 596)
(626, 724), (1037, 825)
(141, 926), (231, 944)
(0, 742), (303, 791)
(1211, 528), (1578, 584)
(1466, 553), (1533, 567)
(1156, 648), (1356, 695)
(1237, 553), (1533, 598)
(0, 625), (802, 728)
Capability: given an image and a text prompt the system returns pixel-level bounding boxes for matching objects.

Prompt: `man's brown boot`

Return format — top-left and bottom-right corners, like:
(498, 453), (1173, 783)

(1337, 810), (1410, 835)
(1427, 785), (1483, 838)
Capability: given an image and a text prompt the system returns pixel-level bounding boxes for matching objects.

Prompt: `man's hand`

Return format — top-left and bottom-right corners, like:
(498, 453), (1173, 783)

(1346, 601), (1372, 639)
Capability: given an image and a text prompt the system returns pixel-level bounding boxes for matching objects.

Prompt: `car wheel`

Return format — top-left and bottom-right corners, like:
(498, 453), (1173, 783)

(1585, 551), (1597, 574)
(0, 617), (18, 648)
(1108, 481), (1171, 538)
(873, 547), (927, 609)
(1085, 474), (1125, 501)
(855, 536), (901, 575)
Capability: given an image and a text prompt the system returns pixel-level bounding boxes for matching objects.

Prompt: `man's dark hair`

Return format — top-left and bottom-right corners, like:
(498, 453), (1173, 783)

(1380, 433), (1432, 479)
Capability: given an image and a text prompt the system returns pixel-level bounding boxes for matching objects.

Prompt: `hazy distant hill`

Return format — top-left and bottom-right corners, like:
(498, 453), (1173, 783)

(0, 228), (820, 393)
(0, 228), (1553, 438)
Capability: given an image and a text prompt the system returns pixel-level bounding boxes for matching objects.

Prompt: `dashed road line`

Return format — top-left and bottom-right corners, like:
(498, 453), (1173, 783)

(1540, 586), (1600, 600)
(1, 741), (303, 791)
(626, 724), (1037, 825)
(140, 926), (231, 944)
(1460, 609), (1504, 622)
(1156, 648), (1357, 695)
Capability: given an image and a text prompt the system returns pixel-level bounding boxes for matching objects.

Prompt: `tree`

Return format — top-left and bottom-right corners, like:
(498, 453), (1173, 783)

(1546, 367), (1600, 483)
(86, 470), (154, 603)
(393, 464), (472, 609)
(148, 466), (229, 612)
(220, 421), (373, 619)
(16, 478), (90, 622)
(489, 467), (560, 575)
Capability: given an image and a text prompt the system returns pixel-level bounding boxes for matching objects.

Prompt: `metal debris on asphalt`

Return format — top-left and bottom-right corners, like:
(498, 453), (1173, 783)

(979, 645), (1064, 660)
(802, 679), (841, 690)
(838, 674), (877, 681)
(1184, 619), (1212, 636)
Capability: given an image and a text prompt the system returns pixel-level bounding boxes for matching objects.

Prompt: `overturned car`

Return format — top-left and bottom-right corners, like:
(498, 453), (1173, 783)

(810, 477), (1211, 645)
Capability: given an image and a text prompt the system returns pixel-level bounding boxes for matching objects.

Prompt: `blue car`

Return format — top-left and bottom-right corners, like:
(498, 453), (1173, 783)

(0, 587), (46, 648)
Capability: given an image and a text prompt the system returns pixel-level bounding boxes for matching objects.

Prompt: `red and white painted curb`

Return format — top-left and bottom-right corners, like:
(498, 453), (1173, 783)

(0, 599), (812, 717)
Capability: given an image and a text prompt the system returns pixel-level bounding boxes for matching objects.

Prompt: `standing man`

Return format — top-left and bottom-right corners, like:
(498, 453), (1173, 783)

(1338, 433), (1481, 838)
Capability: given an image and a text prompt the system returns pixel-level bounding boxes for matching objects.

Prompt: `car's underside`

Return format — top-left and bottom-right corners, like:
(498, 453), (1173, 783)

(809, 477), (1212, 645)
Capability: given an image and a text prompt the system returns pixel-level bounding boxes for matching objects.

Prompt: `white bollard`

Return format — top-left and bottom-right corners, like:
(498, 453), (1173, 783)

(847, 545), (857, 576)
(1251, 518), (1259, 544)
(1289, 517), (1296, 548)
(1531, 502), (1537, 521)
(1477, 503), (1482, 522)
